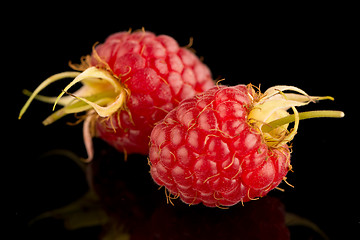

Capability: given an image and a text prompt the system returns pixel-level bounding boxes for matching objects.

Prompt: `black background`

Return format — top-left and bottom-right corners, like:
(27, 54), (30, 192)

(7, 4), (358, 239)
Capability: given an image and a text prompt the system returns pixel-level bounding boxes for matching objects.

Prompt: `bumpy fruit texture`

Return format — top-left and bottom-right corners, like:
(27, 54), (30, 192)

(92, 31), (214, 154)
(19, 30), (214, 157)
(149, 84), (343, 207)
(149, 85), (288, 207)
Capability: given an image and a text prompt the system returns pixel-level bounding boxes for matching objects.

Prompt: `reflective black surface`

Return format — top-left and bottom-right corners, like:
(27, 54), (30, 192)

(14, 139), (357, 239)
(10, 8), (358, 239)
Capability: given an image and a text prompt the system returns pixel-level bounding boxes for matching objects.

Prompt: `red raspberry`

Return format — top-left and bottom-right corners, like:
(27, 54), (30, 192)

(19, 30), (214, 158)
(149, 84), (344, 207)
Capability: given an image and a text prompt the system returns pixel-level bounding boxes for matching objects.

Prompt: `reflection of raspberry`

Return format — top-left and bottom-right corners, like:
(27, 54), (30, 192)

(149, 197), (290, 240)
(149, 84), (343, 207)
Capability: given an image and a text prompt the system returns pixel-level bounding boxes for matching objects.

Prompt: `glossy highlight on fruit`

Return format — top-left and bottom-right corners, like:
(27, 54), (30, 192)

(19, 30), (214, 159)
(149, 84), (344, 207)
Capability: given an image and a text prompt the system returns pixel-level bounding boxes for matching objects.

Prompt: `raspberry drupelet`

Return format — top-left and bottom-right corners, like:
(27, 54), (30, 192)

(149, 84), (344, 207)
(19, 30), (214, 159)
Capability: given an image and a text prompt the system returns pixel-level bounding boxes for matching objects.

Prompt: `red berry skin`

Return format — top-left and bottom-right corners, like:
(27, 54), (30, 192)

(149, 85), (291, 207)
(92, 31), (214, 154)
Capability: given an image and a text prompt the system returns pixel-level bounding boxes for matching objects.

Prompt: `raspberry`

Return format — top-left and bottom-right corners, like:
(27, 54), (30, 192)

(19, 30), (214, 158)
(149, 84), (344, 207)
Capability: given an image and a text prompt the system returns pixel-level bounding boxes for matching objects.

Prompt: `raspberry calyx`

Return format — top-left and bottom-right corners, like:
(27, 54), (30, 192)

(18, 65), (129, 162)
(248, 85), (344, 147)
(19, 52), (130, 125)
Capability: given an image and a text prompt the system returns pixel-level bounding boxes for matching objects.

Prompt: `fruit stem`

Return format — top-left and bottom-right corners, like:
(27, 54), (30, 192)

(262, 110), (345, 133)
(18, 71), (80, 119)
